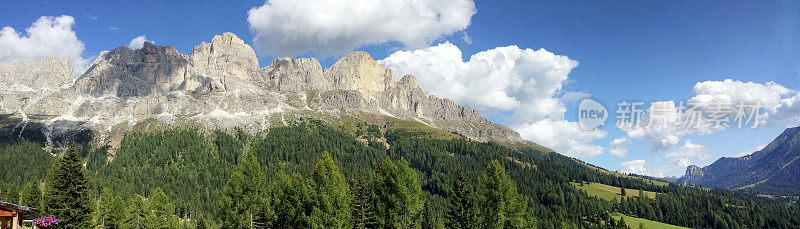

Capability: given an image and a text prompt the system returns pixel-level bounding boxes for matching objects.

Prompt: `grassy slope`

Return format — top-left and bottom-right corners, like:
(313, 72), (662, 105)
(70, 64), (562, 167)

(577, 160), (669, 187)
(611, 213), (689, 229)
(384, 116), (460, 140)
(572, 182), (659, 201)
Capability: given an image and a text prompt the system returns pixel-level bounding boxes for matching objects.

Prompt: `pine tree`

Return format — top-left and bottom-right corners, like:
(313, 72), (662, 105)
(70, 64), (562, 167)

(480, 160), (528, 229)
(145, 187), (180, 229)
(349, 173), (377, 229)
(446, 173), (477, 229)
(222, 151), (271, 228)
(123, 196), (148, 229)
(620, 188), (626, 197)
(309, 151), (352, 228)
(93, 187), (125, 228)
(44, 145), (91, 229)
(19, 181), (42, 217)
(374, 157), (424, 228)
(422, 201), (439, 229)
(272, 172), (313, 228)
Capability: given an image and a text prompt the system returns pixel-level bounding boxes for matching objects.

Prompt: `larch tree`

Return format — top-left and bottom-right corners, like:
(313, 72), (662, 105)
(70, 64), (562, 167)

(222, 151), (271, 228)
(374, 157), (424, 229)
(480, 160), (529, 229)
(309, 151), (352, 228)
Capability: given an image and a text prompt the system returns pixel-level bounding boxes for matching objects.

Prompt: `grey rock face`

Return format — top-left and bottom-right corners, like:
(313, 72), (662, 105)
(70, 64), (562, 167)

(74, 42), (189, 97)
(0, 33), (525, 146)
(259, 57), (330, 92)
(0, 57), (73, 90)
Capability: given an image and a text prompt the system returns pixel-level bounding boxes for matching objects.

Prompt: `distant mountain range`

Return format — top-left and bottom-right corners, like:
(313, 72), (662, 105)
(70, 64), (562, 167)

(678, 126), (800, 195)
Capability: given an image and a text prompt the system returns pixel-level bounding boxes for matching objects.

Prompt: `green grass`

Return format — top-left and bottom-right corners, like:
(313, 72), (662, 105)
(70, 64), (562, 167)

(576, 161), (669, 187)
(385, 116), (460, 140)
(572, 182), (659, 201)
(611, 213), (689, 229)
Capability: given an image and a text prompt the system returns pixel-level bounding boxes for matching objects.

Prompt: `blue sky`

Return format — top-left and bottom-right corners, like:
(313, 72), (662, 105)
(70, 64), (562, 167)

(2, 0), (798, 177)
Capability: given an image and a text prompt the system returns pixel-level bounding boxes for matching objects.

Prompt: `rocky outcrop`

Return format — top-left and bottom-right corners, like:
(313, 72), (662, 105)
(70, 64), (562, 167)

(0, 57), (73, 90)
(324, 52), (395, 102)
(259, 57), (330, 92)
(74, 42), (189, 97)
(679, 165), (704, 185)
(0, 32), (526, 147)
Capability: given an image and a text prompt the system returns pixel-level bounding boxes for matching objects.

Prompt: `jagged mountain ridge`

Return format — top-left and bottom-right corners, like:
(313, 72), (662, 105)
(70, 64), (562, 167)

(677, 126), (800, 195)
(0, 32), (526, 149)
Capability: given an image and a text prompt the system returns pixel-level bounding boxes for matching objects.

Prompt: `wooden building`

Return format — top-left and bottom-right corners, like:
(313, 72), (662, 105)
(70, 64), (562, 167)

(0, 201), (36, 229)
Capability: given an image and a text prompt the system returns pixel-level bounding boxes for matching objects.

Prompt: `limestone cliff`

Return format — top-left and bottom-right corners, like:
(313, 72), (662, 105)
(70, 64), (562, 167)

(0, 33), (526, 147)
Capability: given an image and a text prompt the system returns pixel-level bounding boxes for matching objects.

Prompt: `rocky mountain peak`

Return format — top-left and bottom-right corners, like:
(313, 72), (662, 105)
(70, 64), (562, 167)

(189, 32), (258, 83)
(324, 51), (394, 102)
(399, 75), (420, 89)
(0, 32), (528, 149)
(74, 42), (188, 97)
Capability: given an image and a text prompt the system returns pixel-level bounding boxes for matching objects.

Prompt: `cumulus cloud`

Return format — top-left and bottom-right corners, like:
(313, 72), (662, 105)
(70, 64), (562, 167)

(622, 79), (800, 151)
(127, 35), (152, 50)
(247, 0), (476, 57)
(0, 15), (89, 75)
(620, 160), (648, 175)
(609, 138), (631, 157)
(380, 42), (607, 157)
(666, 140), (707, 168)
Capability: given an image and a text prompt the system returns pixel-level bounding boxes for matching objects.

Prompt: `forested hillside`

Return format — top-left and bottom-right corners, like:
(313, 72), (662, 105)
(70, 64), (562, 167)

(1, 120), (798, 228)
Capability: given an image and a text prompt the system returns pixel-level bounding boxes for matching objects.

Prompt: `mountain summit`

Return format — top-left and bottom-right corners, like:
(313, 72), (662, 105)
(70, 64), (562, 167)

(0, 33), (525, 148)
(678, 126), (800, 195)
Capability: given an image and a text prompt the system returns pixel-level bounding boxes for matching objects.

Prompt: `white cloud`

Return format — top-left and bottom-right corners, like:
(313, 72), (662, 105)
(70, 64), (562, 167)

(770, 92), (800, 126)
(621, 100), (691, 151)
(127, 35), (152, 50)
(617, 140), (707, 177)
(621, 80), (799, 151)
(560, 91), (591, 102)
(734, 144), (767, 157)
(380, 42), (607, 158)
(665, 140), (707, 168)
(608, 138), (631, 157)
(0, 15), (89, 75)
(620, 160), (648, 175)
(515, 120), (606, 157)
(247, 0), (476, 57)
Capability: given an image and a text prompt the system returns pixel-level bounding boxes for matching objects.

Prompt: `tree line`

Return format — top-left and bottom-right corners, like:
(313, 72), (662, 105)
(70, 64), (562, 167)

(0, 120), (798, 228)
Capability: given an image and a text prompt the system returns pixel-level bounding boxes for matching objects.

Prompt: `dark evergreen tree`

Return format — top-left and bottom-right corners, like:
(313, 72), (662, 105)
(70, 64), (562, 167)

(349, 173), (378, 229)
(44, 145), (91, 229)
(123, 196), (148, 229)
(445, 173), (478, 229)
(272, 172), (313, 228)
(422, 201), (439, 229)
